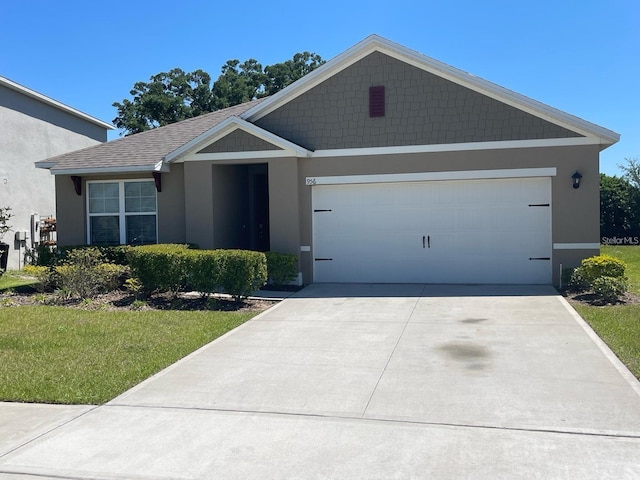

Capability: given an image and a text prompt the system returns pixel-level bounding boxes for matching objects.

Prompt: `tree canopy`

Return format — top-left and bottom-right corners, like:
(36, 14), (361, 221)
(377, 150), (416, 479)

(618, 157), (640, 189)
(600, 173), (640, 237)
(113, 52), (325, 135)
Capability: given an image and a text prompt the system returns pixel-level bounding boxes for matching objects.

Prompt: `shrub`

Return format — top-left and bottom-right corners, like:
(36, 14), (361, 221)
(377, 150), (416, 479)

(565, 255), (629, 303)
(126, 244), (190, 295)
(97, 245), (132, 265)
(218, 250), (267, 301)
(566, 267), (590, 293)
(591, 276), (628, 303)
(55, 248), (128, 299)
(265, 252), (298, 286)
(185, 249), (225, 296)
(23, 265), (57, 292)
(580, 255), (626, 284)
(126, 245), (267, 301)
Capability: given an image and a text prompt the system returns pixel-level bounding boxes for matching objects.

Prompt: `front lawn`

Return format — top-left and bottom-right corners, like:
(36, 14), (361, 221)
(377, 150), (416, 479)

(572, 245), (640, 379)
(0, 270), (38, 292)
(573, 303), (640, 378)
(0, 306), (258, 404)
(600, 245), (640, 294)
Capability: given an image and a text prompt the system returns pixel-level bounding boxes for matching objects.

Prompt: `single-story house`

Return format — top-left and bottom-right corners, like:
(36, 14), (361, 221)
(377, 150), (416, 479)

(1, 75), (112, 270)
(37, 35), (619, 286)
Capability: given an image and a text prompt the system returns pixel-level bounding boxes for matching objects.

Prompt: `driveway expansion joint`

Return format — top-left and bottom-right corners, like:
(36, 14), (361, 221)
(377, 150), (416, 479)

(103, 402), (640, 440)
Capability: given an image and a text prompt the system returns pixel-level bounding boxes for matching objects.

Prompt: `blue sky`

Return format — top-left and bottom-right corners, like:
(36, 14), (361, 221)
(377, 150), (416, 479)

(2, 0), (638, 176)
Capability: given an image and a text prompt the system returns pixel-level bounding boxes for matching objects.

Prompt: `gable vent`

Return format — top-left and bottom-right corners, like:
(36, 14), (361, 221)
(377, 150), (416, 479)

(369, 86), (385, 117)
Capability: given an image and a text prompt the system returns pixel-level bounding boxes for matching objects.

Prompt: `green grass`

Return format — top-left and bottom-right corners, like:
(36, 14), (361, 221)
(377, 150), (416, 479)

(601, 245), (640, 294)
(574, 245), (640, 379)
(0, 306), (258, 404)
(573, 303), (640, 379)
(0, 271), (38, 292)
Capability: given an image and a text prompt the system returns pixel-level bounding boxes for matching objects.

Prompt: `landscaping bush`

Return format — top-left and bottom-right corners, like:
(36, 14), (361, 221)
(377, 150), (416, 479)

(23, 265), (57, 293)
(566, 267), (590, 293)
(265, 252), (298, 286)
(591, 276), (629, 303)
(565, 254), (629, 303)
(126, 244), (190, 295)
(127, 245), (267, 300)
(580, 255), (626, 284)
(56, 248), (128, 299)
(185, 249), (225, 296)
(218, 250), (267, 301)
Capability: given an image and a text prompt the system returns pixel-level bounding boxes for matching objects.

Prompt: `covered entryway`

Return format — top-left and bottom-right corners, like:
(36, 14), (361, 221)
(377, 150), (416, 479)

(312, 176), (551, 283)
(211, 163), (270, 251)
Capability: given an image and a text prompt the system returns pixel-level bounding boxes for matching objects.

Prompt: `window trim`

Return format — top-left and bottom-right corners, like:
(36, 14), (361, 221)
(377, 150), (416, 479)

(86, 179), (158, 245)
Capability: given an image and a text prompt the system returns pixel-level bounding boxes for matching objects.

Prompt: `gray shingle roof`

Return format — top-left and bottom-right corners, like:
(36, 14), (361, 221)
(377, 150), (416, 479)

(38, 99), (265, 174)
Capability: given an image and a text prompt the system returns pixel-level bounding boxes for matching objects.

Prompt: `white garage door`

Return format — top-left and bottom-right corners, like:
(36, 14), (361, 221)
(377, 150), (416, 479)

(312, 177), (551, 284)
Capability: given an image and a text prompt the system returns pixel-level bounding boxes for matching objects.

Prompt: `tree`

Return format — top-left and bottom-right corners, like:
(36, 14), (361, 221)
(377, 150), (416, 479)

(600, 173), (640, 236)
(618, 157), (640, 189)
(263, 52), (325, 96)
(211, 59), (266, 110)
(113, 53), (325, 135)
(112, 69), (214, 135)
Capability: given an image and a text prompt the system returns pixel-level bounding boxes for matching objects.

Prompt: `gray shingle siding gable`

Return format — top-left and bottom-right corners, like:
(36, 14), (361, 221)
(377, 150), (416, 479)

(197, 129), (282, 154)
(255, 52), (581, 150)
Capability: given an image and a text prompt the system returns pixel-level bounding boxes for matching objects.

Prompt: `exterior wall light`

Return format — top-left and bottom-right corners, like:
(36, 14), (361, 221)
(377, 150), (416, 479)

(572, 171), (582, 189)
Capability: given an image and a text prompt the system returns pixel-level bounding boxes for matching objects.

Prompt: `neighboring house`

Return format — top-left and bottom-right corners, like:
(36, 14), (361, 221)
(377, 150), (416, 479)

(37, 35), (619, 286)
(0, 76), (112, 270)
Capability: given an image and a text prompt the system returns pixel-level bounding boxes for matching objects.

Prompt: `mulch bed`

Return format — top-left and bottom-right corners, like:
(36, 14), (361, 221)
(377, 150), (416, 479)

(562, 290), (640, 307)
(0, 288), (276, 312)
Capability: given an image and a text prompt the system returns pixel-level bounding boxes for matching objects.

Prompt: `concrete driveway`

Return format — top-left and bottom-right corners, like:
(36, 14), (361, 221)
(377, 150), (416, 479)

(1, 284), (639, 479)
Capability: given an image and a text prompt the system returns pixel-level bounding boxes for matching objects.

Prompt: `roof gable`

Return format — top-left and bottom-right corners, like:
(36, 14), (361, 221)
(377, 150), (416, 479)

(166, 117), (311, 162)
(242, 35), (619, 148)
(252, 51), (584, 151)
(0, 75), (113, 130)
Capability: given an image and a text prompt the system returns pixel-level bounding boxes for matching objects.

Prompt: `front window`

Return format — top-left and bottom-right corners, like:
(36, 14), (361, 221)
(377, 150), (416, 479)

(87, 180), (157, 245)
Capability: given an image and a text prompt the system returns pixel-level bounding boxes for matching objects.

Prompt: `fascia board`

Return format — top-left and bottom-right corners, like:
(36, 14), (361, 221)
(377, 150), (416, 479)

(48, 164), (166, 176)
(0, 76), (114, 130)
(166, 117), (311, 163)
(242, 34), (619, 146)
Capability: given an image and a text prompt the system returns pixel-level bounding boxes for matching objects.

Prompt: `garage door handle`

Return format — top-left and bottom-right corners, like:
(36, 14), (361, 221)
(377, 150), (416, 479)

(423, 236), (425, 248)
(529, 257), (550, 260)
(422, 236), (431, 248)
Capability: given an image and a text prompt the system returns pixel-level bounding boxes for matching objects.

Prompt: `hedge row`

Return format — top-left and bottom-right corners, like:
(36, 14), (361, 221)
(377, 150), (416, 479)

(126, 245), (268, 300)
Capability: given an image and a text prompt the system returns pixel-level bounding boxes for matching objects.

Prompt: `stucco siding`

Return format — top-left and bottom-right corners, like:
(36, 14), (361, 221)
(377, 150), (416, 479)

(157, 164), (186, 244)
(1, 86), (106, 268)
(268, 159), (300, 256)
(198, 129), (282, 153)
(184, 162), (215, 249)
(256, 52), (580, 151)
(55, 175), (86, 246)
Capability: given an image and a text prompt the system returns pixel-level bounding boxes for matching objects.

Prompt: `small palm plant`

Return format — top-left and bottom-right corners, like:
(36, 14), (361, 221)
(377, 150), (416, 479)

(0, 206), (12, 241)
(0, 206), (13, 274)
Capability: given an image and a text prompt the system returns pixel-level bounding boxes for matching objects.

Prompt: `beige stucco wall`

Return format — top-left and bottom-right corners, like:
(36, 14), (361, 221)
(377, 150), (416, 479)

(0, 84), (107, 268)
(182, 159), (300, 258)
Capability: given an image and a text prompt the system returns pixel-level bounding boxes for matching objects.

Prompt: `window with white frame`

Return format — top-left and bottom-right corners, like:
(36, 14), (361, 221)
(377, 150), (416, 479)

(87, 180), (157, 245)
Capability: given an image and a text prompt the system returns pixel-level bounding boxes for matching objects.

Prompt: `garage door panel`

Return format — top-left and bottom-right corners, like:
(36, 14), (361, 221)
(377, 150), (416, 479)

(312, 177), (551, 284)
